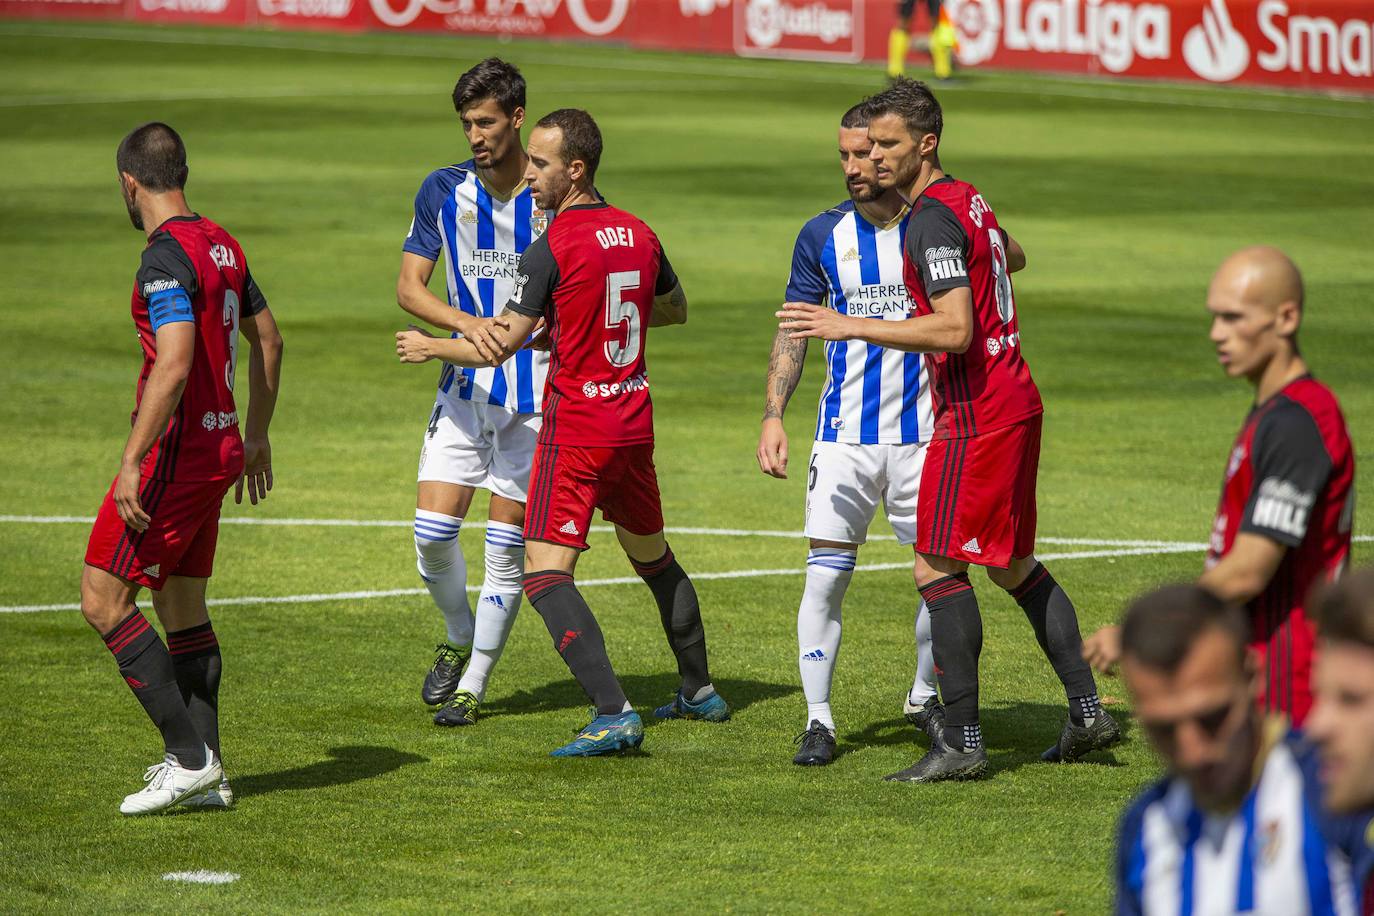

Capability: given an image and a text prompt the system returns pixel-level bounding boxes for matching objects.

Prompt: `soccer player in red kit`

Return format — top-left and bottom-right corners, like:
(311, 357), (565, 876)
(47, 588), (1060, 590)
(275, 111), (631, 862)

(82, 123), (283, 814)
(397, 108), (728, 757)
(779, 80), (1118, 783)
(1084, 247), (1355, 725)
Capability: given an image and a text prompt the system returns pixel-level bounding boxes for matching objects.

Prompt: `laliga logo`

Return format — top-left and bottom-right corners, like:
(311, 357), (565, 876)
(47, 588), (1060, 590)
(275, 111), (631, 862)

(946, 0), (1001, 65)
(745, 0), (854, 49)
(370, 0), (629, 33)
(1183, 0), (1250, 81)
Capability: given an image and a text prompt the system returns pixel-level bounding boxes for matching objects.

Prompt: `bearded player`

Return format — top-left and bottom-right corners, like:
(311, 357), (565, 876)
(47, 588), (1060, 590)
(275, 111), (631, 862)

(780, 79), (1118, 783)
(83, 122), (283, 814)
(397, 58), (553, 727)
(397, 109), (729, 757)
(759, 100), (942, 767)
(1084, 248), (1355, 726)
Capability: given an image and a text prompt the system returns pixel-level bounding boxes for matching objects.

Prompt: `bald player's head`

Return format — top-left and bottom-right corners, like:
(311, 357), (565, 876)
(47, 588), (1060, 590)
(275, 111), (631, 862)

(1206, 246), (1305, 384)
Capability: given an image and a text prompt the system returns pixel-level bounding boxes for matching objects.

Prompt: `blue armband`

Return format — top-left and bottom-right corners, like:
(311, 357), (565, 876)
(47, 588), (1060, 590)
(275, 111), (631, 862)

(147, 288), (194, 332)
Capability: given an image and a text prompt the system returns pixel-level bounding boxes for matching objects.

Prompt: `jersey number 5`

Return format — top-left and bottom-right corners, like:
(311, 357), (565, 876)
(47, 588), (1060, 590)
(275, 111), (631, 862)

(603, 270), (641, 367)
(987, 229), (1015, 325)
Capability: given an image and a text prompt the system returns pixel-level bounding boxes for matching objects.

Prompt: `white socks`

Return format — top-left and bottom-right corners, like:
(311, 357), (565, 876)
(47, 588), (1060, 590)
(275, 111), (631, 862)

(909, 600), (938, 707)
(457, 522), (525, 701)
(797, 548), (856, 731)
(414, 510), (473, 648)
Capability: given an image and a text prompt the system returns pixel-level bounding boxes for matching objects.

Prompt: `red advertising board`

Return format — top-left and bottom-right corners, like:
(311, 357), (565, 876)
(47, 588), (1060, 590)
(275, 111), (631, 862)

(2, 0), (1370, 95)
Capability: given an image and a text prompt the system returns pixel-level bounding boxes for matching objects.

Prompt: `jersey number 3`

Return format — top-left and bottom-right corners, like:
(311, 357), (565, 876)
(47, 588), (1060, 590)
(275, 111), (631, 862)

(603, 270), (641, 367)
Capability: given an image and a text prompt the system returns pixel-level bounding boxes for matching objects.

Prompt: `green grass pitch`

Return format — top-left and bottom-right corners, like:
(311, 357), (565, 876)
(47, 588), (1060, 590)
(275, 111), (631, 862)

(0, 20), (1372, 912)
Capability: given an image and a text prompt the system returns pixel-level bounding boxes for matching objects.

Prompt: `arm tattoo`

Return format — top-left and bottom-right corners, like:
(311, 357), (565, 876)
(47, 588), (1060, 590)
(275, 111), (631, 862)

(763, 328), (808, 421)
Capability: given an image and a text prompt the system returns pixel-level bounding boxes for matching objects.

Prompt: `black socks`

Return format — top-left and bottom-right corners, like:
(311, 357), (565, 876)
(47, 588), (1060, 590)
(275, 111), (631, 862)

(524, 570), (628, 717)
(919, 573), (983, 750)
(168, 622), (222, 759)
(1007, 563), (1099, 724)
(103, 609), (206, 769)
(631, 547), (711, 697)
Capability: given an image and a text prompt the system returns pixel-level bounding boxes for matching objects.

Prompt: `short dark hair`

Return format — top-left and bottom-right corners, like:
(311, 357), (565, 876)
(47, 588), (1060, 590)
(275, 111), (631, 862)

(535, 108), (602, 183)
(116, 122), (188, 192)
(867, 77), (944, 140)
(1120, 584), (1249, 674)
(840, 99), (871, 129)
(452, 57), (526, 117)
(1315, 567), (1374, 650)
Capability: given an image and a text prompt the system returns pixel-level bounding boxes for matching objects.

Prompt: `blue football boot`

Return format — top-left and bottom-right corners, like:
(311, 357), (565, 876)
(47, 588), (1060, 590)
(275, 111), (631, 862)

(550, 710), (644, 757)
(653, 689), (731, 722)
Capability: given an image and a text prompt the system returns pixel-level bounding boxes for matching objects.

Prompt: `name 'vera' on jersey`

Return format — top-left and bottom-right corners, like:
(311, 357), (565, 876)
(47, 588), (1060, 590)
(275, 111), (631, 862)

(404, 161), (551, 414)
(786, 201), (932, 445)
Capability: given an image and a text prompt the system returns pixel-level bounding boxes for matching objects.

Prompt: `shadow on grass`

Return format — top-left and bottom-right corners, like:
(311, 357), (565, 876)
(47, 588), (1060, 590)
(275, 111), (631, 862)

(844, 703), (1134, 777)
(484, 673), (796, 723)
(235, 745), (428, 798)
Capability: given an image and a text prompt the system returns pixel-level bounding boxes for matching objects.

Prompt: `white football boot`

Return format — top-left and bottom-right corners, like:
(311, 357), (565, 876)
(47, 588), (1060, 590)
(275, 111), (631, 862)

(180, 776), (234, 809)
(119, 747), (222, 816)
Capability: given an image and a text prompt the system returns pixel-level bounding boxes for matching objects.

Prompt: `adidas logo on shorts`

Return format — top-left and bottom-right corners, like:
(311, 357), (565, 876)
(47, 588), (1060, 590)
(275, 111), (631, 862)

(142, 564), (161, 577)
(961, 538), (982, 555)
(559, 520), (580, 536)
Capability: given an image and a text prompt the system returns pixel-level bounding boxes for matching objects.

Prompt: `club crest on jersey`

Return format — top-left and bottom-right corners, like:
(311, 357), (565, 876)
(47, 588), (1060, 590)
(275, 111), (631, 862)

(1258, 820), (1282, 865)
(841, 247), (860, 263)
(530, 211), (549, 236)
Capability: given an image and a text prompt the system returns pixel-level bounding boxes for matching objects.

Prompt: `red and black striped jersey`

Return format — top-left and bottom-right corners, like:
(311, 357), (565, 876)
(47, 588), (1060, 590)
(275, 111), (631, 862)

(903, 176), (1042, 440)
(1207, 375), (1355, 723)
(130, 215), (266, 482)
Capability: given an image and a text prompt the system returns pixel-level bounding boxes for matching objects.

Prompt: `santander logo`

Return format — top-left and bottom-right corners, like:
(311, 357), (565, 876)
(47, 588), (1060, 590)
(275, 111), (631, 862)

(369, 0), (629, 32)
(1182, 0), (1250, 81)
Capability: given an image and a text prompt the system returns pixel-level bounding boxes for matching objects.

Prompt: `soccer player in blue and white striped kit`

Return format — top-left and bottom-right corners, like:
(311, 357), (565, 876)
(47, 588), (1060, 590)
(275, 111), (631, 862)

(758, 100), (940, 766)
(396, 59), (551, 726)
(1115, 584), (1373, 915)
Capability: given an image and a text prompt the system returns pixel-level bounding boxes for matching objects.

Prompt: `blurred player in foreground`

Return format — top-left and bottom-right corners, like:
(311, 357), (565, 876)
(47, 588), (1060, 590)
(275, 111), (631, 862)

(83, 122), (283, 814)
(888, 0), (956, 80)
(1114, 585), (1371, 915)
(397, 59), (552, 727)
(780, 79), (1116, 782)
(758, 100), (941, 766)
(1308, 568), (1374, 910)
(397, 109), (729, 756)
(1085, 247), (1355, 725)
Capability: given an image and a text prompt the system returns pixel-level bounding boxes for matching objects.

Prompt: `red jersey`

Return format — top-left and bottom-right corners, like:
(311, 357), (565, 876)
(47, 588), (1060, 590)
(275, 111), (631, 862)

(506, 203), (677, 447)
(903, 176), (1042, 439)
(1207, 376), (1355, 723)
(130, 215), (267, 482)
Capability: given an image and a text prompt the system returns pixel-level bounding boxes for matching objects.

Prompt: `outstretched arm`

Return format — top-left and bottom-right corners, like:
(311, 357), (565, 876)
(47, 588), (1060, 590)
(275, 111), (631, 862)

(757, 319), (809, 479)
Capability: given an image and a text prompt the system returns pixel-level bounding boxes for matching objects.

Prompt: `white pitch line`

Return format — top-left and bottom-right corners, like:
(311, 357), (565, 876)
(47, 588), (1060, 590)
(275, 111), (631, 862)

(0, 514), (1213, 547)
(162, 870), (239, 885)
(1, 24), (1368, 120)
(0, 543), (1205, 615)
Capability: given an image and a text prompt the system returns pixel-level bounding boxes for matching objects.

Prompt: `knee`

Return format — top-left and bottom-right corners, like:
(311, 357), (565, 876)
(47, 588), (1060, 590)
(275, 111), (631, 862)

(80, 567), (128, 634)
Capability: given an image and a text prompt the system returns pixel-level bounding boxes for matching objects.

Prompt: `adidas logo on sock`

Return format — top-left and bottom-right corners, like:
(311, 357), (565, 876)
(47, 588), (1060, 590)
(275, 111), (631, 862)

(558, 520), (580, 536)
(961, 538), (982, 555)
(557, 629), (582, 653)
(802, 649), (827, 661)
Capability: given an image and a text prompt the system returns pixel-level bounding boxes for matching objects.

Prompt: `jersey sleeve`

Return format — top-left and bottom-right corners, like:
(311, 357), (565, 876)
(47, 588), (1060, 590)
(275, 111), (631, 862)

(784, 218), (828, 305)
(505, 234), (559, 319)
(242, 265), (269, 318)
(655, 248), (679, 296)
(136, 233), (199, 333)
(905, 199), (970, 295)
(402, 170), (447, 261)
(1241, 403), (1333, 547)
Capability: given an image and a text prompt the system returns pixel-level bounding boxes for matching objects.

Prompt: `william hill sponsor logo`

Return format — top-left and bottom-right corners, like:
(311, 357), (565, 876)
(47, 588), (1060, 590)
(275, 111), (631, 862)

(1251, 476), (1315, 538)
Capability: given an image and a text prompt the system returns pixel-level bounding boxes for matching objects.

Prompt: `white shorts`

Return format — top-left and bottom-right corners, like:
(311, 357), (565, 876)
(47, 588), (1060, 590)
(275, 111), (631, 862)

(804, 440), (927, 546)
(417, 398), (541, 503)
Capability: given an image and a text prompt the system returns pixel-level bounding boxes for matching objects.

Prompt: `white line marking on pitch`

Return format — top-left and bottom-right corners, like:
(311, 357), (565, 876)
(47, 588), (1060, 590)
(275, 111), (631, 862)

(0, 544), (1206, 615)
(162, 871), (239, 885)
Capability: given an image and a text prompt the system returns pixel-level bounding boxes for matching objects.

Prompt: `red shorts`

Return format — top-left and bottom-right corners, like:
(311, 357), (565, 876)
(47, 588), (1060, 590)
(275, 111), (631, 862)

(85, 475), (234, 590)
(917, 413), (1041, 569)
(524, 442), (664, 550)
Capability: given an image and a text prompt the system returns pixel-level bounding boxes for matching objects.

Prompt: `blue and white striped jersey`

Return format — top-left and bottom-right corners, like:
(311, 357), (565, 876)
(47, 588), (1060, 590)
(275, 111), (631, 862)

(1115, 725), (1374, 916)
(785, 201), (932, 445)
(404, 161), (550, 414)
